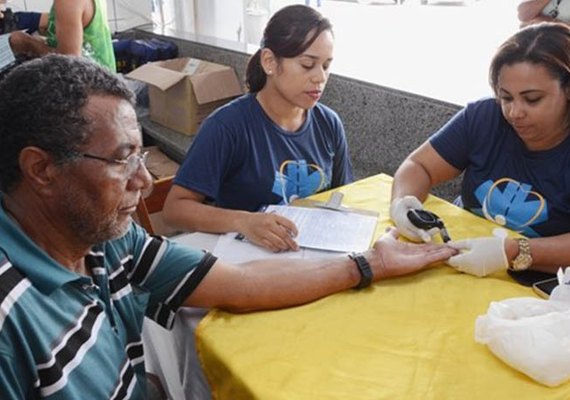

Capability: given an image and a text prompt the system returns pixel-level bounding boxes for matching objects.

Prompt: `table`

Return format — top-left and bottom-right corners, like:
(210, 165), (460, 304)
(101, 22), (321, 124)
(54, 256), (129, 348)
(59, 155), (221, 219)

(194, 174), (570, 399)
(143, 233), (219, 400)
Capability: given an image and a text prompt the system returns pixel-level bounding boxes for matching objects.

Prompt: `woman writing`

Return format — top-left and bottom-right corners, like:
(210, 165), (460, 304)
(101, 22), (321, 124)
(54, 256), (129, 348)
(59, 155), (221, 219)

(163, 5), (353, 252)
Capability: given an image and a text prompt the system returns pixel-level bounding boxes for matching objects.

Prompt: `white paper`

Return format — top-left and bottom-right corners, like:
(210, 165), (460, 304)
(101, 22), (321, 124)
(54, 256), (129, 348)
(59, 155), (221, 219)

(0, 34), (16, 71)
(264, 205), (377, 253)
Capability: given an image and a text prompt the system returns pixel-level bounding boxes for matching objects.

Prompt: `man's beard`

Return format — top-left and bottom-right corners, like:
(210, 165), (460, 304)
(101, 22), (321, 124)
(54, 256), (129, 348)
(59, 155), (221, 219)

(59, 188), (130, 245)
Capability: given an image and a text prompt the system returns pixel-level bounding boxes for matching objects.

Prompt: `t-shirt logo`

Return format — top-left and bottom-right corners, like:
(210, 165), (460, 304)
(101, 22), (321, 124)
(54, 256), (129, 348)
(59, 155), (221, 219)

(473, 178), (548, 237)
(272, 159), (328, 204)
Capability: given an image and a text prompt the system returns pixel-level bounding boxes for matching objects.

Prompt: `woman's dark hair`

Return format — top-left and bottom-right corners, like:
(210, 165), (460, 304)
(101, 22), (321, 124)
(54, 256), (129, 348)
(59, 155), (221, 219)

(0, 54), (135, 193)
(489, 22), (570, 95)
(245, 4), (333, 93)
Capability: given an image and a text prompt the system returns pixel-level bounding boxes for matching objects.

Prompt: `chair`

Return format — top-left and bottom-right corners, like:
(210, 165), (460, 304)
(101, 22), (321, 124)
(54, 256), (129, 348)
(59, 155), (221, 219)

(136, 176), (174, 235)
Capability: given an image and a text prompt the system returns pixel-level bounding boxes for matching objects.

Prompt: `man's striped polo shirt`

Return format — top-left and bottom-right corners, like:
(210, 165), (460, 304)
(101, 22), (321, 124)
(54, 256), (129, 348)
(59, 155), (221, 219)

(0, 202), (216, 399)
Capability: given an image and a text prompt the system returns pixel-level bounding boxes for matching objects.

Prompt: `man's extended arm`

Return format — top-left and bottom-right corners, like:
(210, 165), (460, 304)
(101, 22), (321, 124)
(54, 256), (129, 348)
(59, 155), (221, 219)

(183, 229), (457, 313)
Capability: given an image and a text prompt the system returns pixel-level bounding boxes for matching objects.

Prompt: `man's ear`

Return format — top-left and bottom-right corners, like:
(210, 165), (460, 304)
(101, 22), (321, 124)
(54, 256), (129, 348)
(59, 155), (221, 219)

(260, 48), (277, 76)
(18, 147), (61, 197)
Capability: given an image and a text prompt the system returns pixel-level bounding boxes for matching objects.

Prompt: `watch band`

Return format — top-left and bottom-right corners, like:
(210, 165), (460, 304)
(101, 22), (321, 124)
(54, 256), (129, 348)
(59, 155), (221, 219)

(509, 238), (533, 271)
(349, 252), (373, 289)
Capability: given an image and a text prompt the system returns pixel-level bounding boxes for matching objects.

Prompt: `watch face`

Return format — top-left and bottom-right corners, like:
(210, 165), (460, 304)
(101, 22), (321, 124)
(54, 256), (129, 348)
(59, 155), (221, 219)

(512, 239), (532, 270)
(513, 255), (532, 270)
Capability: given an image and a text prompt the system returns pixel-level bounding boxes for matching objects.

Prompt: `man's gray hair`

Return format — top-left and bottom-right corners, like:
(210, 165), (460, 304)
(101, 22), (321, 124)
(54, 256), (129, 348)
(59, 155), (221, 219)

(0, 54), (136, 193)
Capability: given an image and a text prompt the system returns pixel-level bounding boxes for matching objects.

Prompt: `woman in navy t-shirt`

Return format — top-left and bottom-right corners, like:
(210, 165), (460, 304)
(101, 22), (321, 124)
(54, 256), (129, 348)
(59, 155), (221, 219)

(163, 5), (353, 252)
(390, 23), (570, 284)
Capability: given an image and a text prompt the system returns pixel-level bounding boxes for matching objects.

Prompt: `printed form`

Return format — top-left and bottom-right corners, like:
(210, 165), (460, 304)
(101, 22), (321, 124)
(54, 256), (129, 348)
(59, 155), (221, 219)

(212, 206), (378, 263)
(0, 34), (15, 71)
(263, 205), (377, 253)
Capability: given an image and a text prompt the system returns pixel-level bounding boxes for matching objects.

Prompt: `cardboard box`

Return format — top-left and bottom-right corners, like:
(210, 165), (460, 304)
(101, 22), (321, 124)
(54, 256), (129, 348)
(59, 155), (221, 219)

(143, 146), (179, 179)
(128, 57), (242, 135)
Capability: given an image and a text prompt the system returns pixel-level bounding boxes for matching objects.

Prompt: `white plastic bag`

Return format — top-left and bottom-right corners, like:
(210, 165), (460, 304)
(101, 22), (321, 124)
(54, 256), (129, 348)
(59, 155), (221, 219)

(474, 268), (570, 387)
(550, 268), (570, 302)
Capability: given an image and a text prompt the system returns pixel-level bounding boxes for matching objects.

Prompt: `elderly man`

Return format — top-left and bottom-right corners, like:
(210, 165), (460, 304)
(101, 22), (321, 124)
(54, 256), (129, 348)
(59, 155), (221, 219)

(0, 55), (455, 399)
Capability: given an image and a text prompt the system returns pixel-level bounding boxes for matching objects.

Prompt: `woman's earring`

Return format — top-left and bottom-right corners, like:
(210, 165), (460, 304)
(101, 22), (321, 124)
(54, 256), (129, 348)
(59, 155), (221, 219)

(267, 70), (273, 75)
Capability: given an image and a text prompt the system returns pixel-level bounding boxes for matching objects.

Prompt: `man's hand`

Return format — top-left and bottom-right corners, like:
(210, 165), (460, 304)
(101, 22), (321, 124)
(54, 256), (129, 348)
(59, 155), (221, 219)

(238, 212), (299, 253)
(390, 196), (439, 242)
(447, 235), (508, 277)
(367, 227), (458, 280)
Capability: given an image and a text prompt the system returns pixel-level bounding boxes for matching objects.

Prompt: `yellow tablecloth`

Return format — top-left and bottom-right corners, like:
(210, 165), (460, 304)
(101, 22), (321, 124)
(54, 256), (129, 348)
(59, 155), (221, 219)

(196, 174), (569, 399)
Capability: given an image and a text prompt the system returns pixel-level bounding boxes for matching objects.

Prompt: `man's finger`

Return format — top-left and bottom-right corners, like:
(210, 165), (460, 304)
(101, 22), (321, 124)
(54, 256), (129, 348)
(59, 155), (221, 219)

(423, 247), (457, 264)
(447, 240), (472, 250)
(447, 253), (466, 268)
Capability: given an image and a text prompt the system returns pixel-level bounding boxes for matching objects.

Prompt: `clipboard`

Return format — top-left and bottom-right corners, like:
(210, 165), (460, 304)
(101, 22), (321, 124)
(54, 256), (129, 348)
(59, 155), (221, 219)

(263, 191), (378, 253)
(291, 192), (378, 217)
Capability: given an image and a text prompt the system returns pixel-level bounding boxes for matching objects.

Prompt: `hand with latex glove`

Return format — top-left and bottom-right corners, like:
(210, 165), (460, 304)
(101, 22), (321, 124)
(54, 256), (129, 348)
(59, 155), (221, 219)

(447, 234), (508, 277)
(390, 195), (439, 242)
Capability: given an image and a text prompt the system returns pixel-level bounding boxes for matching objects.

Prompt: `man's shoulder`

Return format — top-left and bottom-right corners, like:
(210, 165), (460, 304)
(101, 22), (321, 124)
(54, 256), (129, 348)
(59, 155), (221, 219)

(0, 253), (27, 289)
(0, 254), (32, 330)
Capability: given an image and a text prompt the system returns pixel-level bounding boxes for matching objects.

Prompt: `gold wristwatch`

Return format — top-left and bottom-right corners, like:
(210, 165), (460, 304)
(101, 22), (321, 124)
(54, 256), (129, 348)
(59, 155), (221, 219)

(510, 238), (532, 271)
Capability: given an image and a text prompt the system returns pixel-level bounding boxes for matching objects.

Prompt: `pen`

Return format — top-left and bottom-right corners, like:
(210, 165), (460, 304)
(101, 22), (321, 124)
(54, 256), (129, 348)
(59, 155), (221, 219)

(234, 208), (279, 241)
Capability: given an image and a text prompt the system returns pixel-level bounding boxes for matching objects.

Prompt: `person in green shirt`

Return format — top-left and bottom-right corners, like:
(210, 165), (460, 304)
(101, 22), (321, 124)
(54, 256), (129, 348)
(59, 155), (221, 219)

(7, 0), (116, 72)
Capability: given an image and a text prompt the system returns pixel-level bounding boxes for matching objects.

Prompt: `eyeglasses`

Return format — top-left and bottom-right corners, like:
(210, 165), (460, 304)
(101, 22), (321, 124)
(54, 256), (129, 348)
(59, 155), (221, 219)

(75, 151), (149, 179)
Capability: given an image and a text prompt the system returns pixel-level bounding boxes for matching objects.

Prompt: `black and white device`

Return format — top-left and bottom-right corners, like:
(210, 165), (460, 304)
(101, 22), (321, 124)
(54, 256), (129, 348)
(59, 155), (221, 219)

(407, 209), (451, 242)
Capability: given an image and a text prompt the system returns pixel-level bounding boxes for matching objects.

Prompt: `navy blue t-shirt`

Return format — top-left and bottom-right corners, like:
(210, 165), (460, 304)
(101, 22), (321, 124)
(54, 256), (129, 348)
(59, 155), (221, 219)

(175, 93), (354, 211)
(430, 97), (570, 238)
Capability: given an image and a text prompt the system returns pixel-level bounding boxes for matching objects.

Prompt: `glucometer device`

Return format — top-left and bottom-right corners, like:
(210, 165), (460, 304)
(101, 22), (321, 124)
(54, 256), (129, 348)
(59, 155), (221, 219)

(407, 209), (451, 242)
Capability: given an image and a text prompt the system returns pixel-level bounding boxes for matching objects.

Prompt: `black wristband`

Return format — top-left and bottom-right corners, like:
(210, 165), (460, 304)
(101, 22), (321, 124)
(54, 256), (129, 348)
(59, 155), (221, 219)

(348, 252), (373, 290)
